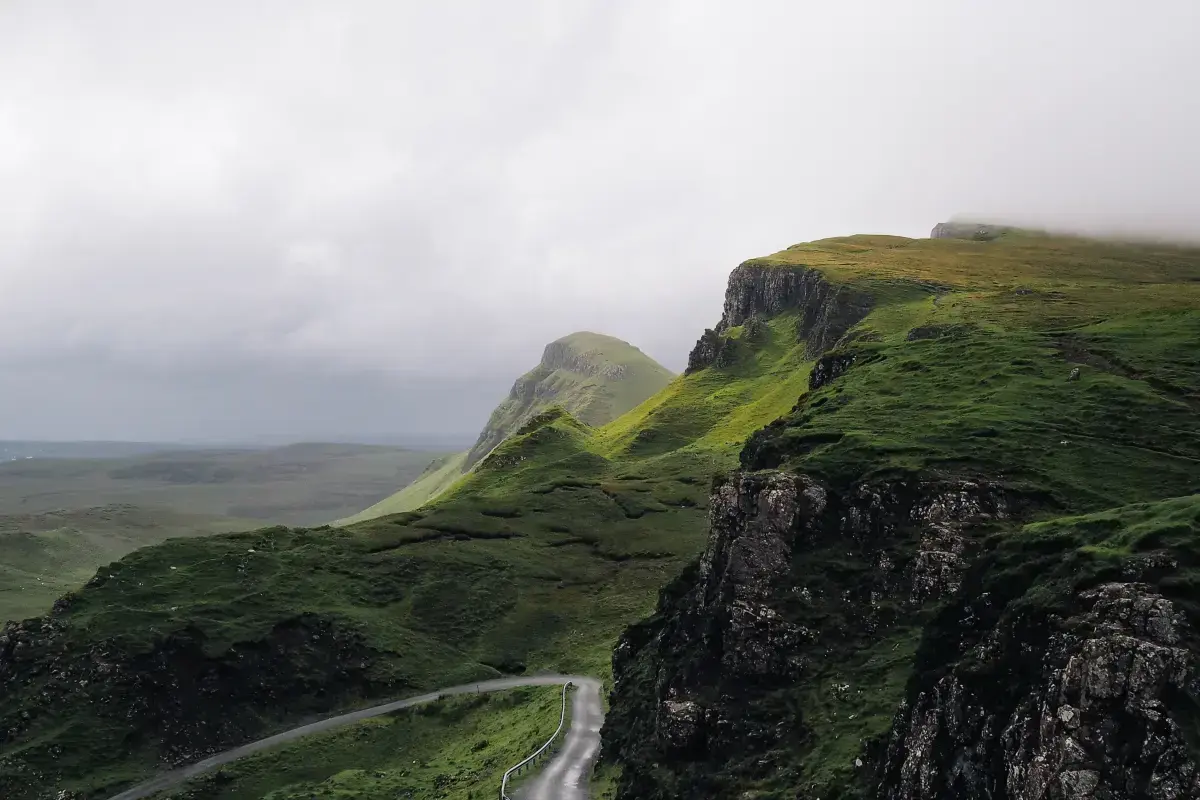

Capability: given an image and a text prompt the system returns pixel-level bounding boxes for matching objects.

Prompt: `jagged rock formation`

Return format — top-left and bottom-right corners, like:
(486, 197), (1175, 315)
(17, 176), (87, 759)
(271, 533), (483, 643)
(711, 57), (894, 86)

(602, 470), (1011, 799)
(685, 262), (872, 373)
(809, 351), (858, 390)
(881, 582), (1198, 799)
(603, 465), (1200, 799)
(464, 332), (674, 468)
(878, 578), (1195, 796)
(686, 329), (722, 373)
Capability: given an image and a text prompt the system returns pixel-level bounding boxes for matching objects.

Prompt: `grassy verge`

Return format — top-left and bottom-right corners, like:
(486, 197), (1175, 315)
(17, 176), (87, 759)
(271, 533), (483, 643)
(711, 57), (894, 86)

(159, 686), (564, 800)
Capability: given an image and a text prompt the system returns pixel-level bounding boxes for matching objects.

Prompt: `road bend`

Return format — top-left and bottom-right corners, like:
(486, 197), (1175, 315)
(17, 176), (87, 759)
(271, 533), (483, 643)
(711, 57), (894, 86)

(516, 677), (605, 800)
(105, 673), (591, 800)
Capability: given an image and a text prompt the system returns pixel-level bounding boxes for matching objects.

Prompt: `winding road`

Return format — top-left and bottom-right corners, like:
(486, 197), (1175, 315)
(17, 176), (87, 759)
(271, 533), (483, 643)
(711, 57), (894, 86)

(515, 677), (605, 800)
(104, 673), (600, 800)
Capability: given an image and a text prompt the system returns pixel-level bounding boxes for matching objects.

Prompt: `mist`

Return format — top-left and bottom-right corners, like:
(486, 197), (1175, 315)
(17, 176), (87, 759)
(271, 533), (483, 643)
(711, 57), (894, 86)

(2, 0), (1197, 441)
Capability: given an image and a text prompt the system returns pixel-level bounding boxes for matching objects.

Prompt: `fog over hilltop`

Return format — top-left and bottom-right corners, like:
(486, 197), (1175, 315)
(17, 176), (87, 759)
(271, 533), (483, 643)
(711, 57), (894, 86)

(1, 0), (1197, 440)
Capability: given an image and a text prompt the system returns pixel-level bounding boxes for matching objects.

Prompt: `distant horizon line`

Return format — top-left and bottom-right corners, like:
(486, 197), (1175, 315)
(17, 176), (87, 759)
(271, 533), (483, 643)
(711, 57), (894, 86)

(0, 434), (478, 447)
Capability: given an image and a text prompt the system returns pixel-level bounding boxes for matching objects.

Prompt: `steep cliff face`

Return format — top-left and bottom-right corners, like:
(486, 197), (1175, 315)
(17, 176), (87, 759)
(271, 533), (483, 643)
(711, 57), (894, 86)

(464, 332), (674, 468)
(604, 231), (1200, 800)
(603, 470), (1011, 799)
(882, 581), (1198, 799)
(685, 263), (872, 373)
(603, 470), (1200, 800)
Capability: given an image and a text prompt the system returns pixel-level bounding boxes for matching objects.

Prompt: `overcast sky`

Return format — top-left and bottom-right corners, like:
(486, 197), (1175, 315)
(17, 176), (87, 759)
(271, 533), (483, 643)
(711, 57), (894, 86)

(2, 0), (1198, 441)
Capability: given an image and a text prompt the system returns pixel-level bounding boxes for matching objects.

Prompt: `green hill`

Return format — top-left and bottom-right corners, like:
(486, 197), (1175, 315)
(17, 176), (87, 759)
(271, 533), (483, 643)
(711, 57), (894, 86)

(0, 505), (254, 625)
(0, 443), (446, 629)
(1, 228), (1198, 799)
(337, 331), (675, 524)
(603, 229), (1200, 799)
(337, 451), (472, 525)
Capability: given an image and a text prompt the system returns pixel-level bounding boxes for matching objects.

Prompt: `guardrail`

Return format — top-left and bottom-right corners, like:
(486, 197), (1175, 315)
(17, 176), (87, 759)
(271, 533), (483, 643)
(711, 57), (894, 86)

(499, 680), (573, 799)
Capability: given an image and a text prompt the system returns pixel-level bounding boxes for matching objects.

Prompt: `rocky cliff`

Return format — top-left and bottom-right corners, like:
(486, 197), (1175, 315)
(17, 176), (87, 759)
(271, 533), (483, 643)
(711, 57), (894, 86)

(603, 233), (1200, 799)
(602, 469), (1200, 799)
(602, 470), (1013, 799)
(685, 262), (872, 373)
(882, 580), (1198, 799)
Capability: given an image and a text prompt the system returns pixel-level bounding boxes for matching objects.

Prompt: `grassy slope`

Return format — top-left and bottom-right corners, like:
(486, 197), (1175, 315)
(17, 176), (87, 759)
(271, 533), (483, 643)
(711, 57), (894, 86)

(337, 332), (676, 525)
(0, 443), (445, 527)
(158, 686), (564, 800)
(2, 231), (1198, 799)
(0, 323), (797, 798)
(336, 452), (469, 525)
(743, 232), (1200, 504)
(467, 331), (676, 467)
(605, 231), (1200, 798)
(0, 506), (254, 625)
(514, 331), (678, 431)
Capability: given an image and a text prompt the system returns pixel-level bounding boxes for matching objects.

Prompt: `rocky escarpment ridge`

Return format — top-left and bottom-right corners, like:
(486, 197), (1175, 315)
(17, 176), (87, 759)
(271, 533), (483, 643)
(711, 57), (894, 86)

(601, 464), (1200, 799)
(686, 262), (872, 373)
(601, 469), (1011, 799)
(540, 339), (630, 380)
(882, 582), (1198, 799)
(603, 469), (1200, 800)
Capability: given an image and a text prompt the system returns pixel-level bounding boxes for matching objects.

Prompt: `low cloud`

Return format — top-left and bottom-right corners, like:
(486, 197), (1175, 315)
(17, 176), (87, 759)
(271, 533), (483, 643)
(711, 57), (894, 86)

(2, 0), (1197, 439)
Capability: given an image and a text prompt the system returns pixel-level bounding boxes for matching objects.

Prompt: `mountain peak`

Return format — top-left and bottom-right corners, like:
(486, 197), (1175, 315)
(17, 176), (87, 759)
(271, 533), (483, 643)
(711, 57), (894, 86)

(465, 332), (673, 469)
(338, 331), (676, 522)
(540, 332), (661, 380)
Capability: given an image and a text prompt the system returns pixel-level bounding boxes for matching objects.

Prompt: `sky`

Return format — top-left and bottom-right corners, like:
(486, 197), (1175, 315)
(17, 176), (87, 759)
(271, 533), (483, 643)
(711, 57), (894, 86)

(1, 0), (1198, 441)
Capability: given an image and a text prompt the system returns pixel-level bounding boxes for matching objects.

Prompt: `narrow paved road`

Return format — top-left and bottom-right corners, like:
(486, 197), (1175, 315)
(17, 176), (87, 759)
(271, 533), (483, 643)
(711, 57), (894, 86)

(106, 674), (591, 800)
(517, 677), (605, 800)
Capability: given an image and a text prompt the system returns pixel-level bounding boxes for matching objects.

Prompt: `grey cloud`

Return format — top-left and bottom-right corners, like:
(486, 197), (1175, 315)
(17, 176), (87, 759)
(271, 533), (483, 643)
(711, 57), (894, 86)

(1, 0), (1198, 440)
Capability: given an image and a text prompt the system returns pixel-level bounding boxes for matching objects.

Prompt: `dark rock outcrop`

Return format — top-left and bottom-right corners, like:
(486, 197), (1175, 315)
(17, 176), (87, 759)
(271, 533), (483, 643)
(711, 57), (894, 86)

(686, 329), (721, 373)
(809, 351), (857, 390)
(0, 613), (380, 794)
(602, 470), (1008, 799)
(881, 582), (1199, 799)
(686, 262), (873, 373)
(605, 458), (1200, 800)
